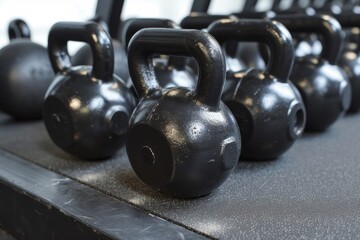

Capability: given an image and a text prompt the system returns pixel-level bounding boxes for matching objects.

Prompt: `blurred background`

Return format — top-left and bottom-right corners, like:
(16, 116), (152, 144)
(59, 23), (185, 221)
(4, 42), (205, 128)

(0, 0), (289, 52)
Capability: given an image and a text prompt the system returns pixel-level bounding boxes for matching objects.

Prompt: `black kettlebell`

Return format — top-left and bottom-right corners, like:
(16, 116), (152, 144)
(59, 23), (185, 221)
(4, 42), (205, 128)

(0, 19), (54, 120)
(72, 18), (130, 85)
(122, 18), (198, 90)
(275, 14), (351, 131)
(8, 19), (31, 39)
(208, 19), (306, 160)
(333, 13), (360, 112)
(126, 28), (241, 198)
(43, 22), (136, 160)
(180, 14), (246, 73)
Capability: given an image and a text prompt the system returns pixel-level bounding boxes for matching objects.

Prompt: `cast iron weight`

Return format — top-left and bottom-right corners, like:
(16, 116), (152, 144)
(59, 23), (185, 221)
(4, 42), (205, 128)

(72, 0), (130, 83)
(122, 18), (197, 90)
(274, 14), (351, 131)
(126, 28), (241, 198)
(310, 3), (360, 112)
(208, 19), (306, 160)
(182, 13), (267, 72)
(180, 14), (246, 73)
(43, 22), (136, 160)
(8, 19), (31, 39)
(332, 13), (360, 112)
(0, 19), (54, 120)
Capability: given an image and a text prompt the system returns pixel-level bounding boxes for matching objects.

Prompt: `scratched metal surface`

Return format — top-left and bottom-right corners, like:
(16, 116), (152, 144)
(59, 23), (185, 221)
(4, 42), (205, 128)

(1, 112), (360, 239)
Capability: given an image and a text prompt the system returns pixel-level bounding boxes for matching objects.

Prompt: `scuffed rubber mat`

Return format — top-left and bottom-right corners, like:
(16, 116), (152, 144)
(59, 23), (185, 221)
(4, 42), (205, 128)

(1, 112), (360, 239)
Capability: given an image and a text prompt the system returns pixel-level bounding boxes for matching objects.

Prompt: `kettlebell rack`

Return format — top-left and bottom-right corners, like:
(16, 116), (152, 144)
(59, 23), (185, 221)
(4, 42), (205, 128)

(1, 0), (360, 239)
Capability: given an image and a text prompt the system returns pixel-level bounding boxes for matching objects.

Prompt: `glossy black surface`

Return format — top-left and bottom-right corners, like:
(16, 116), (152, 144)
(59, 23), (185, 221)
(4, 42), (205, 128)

(0, 19), (54, 120)
(180, 14), (246, 72)
(94, 0), (124, 38)
(44, 22), (135, 160)
(233, 10), (321, 60)
(72, 39), (130, 84)
(122, 18), (179, 50)
(127, 29), (241, 198)
(72, 14), (130, 82)
(180, 14), (237, 30)
(334, 14), (360, 112)
(242, 7), (360, 100)
(275, 14), (351, 131)
(208, 19), (306, 160)
(8, 19), (31, 39)
(122, 18), (197, 90)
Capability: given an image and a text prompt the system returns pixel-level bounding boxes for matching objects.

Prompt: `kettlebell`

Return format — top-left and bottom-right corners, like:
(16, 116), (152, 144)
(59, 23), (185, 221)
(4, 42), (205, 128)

(208, 19), (306, 160)
(180, 14), (246, 73)
(126, 28), (241, 198)
(274, 14), (351, 131)
(331, 13), (360, 112)
(8, 19), (31, 39)
(122, 18), (197, 90)
(43, 22), (136, 160)
(72, 18), (130, 84)
(0, 19), (54, 120)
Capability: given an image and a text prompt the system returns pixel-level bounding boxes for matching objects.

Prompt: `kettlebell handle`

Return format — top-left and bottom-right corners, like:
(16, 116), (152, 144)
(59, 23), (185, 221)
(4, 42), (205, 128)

(207, 19), (294, 81)
(122, 18), (179, 51)
(48, 22), (114, 81)
(180, 15), (240, 58)
(8, 19), (31, 40)
(128, 28), (225, 108)
(89, 16), (110, 33)
(180, 14), (238, 30)
(333, 13), (360, 28)
(273, 14), (344, 65)
(232, 11), (276, 19)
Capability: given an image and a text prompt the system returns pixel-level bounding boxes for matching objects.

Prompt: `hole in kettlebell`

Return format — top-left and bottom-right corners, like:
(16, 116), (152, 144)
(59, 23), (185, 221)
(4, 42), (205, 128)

(141, 146), (156, 165)
(293, 109), (305, 137)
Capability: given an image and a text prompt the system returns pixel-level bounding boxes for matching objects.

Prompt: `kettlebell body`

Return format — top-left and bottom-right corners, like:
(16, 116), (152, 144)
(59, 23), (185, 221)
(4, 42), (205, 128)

(275, 14), (351, 131)
(225, 70), (305, 159)
(338, 49), (360, 112)
(0, 19), (54, 120)
(43, 22), (136, 160)
(208, 19), (306, 160)
(127, 29), (241, 198)
(291, 57), (351, 129)
(334, 14), (360, 112)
